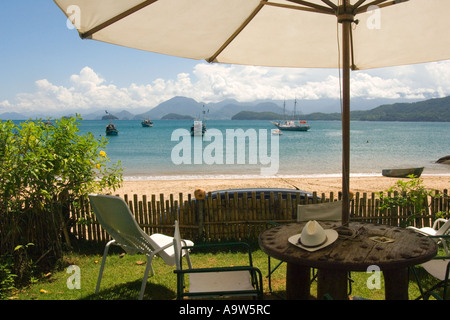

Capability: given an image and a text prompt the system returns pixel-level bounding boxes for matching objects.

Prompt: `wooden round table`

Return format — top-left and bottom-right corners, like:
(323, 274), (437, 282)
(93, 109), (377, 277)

(259, 221), (437, 300)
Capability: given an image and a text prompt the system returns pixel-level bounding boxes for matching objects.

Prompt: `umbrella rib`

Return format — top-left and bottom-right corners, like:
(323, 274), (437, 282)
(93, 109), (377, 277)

(207, 1), (267, 63)
(265, 2), (335, 14)
(287, 0), (335, 14)
(80, 0), (159, 39)
(321, 0), (338, 11)
(355, 0), (401, 14)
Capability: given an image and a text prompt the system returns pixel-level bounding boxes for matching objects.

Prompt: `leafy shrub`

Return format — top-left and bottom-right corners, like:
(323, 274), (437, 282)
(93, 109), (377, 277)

(378, 176), (438, 226)
(0, 116), (122, 282)
(0, 255), (16, 300)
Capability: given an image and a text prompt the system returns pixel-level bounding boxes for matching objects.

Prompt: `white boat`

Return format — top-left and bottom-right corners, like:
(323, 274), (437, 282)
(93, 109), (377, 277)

(272, 120), (311, 131)
(271, 99), (310, 132)
(190, 121), (207, 136)
(272, 129), (283, 135)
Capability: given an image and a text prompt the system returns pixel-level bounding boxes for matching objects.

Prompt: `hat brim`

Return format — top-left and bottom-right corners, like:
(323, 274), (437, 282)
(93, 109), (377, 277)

(288, 229), (338, 252)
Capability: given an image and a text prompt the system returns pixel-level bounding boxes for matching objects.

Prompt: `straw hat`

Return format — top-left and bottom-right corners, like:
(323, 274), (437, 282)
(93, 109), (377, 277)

(288, 220), (338, 252)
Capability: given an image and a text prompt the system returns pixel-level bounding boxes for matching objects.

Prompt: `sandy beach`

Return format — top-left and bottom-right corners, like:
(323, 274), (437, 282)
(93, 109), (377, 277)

(113, 175), (450, 198)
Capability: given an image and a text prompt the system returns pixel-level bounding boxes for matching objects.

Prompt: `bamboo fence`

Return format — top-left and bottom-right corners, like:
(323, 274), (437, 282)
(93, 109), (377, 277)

(69, 189), (449, 244)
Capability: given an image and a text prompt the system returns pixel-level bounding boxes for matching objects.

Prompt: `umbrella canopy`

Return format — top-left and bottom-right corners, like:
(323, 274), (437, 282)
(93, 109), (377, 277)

(54, 0), (450, 224)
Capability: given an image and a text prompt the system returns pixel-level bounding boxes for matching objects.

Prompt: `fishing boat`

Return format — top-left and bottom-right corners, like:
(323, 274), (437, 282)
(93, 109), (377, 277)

(106, 123), (119, 136)
(190, 121), (207, 136)
(141, 119), (153, 127)
(190, 105), (208, 136)
(436, 155), (450, 164)
(382, 167), (424, 178)
(271, 99), (311, 132)
(272, 120), (311, 131)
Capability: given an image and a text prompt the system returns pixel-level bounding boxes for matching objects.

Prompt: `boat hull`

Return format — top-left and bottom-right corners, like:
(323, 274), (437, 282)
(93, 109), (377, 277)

(436, 155), (450, 164)
(141, 120), (153, 127)
(274, 125), (310, 131)
(272, 121), (310, 131)
(382, 167), (424, 178)
(106, 130), (118, 136)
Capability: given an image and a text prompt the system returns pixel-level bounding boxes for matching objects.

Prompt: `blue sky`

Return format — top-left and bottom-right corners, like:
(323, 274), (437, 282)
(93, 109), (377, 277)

(1, 1), (450, 117)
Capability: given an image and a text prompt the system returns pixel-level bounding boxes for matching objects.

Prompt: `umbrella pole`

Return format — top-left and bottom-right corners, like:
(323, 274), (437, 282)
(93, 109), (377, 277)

(341, 18), (351, 226)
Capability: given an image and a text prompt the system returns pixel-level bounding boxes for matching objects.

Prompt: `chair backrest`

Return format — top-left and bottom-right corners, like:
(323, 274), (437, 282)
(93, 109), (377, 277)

(297, 201), (342, 222)
(89, 194), (164, 257)
(436, 219), (450, 236)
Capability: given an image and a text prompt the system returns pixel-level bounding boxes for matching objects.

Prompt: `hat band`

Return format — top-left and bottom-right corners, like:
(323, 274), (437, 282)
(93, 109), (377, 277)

(299, 235), (328, 248)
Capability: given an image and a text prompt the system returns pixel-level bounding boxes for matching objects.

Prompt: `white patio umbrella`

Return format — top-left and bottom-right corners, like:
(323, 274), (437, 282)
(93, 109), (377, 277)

(54, 0), (450, 224)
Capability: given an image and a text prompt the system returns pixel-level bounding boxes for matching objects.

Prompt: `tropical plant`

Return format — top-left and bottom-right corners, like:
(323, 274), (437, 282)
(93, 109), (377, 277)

(0, 115), (123, 283)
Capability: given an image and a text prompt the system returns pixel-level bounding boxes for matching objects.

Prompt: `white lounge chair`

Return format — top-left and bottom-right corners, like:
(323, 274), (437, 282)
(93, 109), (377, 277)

(408, 218), (449, 255)
(88, 194), (193, 300)
(407, 218), (450, 236)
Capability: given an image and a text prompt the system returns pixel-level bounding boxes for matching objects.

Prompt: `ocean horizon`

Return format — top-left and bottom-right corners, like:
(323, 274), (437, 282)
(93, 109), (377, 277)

(66, 119), (450, 181)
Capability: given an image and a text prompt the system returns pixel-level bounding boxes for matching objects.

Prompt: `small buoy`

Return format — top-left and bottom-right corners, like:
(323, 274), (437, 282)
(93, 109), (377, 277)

(194, 188), (206, 200)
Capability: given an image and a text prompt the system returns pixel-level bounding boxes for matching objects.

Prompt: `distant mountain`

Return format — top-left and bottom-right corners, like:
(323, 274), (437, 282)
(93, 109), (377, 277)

(161, 113), (194, 120)
(114, 110), (135, 120)
(232, 96), (450, 121)
(102, 114), (118, 120)
(0, 112), (28, 120)
(350, 96), (450, 121)
(134, 96), (204, 120)
(232, 111), (284, 120)
(6, 95), (450, 122)
(214, 102), (284, 119)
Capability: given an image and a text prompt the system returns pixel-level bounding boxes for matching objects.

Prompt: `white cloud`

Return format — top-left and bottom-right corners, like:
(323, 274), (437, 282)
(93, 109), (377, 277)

(425, 61), (450, 97)
(2, 62), (448, 115)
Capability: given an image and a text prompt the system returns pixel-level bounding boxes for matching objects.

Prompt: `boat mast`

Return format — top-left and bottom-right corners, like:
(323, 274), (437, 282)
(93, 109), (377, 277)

(294, 98), (297, 120)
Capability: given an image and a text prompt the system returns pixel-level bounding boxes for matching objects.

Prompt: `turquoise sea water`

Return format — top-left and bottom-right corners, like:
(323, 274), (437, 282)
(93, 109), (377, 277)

(74, 120), (450, 180)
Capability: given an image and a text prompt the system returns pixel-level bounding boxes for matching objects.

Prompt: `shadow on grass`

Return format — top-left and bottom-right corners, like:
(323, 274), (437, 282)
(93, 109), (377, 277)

(83, 280), (176, 300)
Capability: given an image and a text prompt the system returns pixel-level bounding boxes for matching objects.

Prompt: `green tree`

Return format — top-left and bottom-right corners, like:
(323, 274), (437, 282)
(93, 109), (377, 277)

(0, 116), (122, 282)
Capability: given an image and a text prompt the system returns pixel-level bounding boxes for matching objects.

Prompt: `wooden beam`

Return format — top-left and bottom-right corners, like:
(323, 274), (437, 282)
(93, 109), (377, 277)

(80, 0), (159, 39)
(287, 0), (335, 14)
(266, 1), (334, 14)
(207, 1), (267, 63)
(356, 0), (404, 14)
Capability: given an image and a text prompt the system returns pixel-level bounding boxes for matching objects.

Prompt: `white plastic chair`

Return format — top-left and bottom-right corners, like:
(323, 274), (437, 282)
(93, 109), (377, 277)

(407, 218), (450, 236)
(408, 218), (449, 254)
(88, 194), (193, 300)
(173, 220), (263, 299)
(412, 235), (450, 300)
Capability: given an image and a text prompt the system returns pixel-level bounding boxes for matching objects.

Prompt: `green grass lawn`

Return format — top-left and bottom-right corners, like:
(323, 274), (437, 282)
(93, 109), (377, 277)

(8, 243), (444, 301)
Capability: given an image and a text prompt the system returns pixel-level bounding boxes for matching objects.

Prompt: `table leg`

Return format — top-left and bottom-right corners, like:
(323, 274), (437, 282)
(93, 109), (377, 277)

(317, 269), (348, 300)
(286, 263), (311, 299)
(383, 268), (409, 300)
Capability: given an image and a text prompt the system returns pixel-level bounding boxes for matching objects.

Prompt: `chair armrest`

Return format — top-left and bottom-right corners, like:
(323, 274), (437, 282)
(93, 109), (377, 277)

(432, 218), (449, 230)
(174, 265), (261, 274)
(179, 241), (255, 269)
(428, 235), (450, 257)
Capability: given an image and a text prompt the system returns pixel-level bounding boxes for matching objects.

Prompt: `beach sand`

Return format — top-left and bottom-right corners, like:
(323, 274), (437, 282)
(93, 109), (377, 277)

(113, 175), (450, 198)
